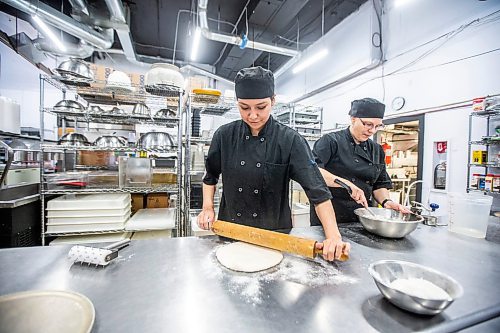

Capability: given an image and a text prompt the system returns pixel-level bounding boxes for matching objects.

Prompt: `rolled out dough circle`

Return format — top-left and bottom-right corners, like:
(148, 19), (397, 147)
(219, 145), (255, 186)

(215, 242), (284, 272)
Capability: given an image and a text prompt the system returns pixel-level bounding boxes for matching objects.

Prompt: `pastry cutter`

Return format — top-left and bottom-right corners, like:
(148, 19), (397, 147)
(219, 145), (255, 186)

(68, 239), (130, 266)
(212, 220), (349, 261)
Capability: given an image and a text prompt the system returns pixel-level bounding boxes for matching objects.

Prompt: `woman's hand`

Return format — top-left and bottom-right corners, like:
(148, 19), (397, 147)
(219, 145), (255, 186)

(316, 237), (351, 261)
(197, 208), (215, 230)
(344, 180), (368, 208)
(385, 200), (411, 214)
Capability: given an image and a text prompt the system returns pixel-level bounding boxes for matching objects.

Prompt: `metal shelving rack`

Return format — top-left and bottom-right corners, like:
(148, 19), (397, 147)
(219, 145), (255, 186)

(467, 98), (500, 194)
(39, 74), (184, 244)
(273, 103), (323, 206)
(182, 94), (236, 236)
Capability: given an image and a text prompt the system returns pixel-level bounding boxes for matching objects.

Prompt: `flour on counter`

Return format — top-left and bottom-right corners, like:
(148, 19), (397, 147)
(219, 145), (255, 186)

(389, 278), (450, 300)
(202, 245), (358, 304)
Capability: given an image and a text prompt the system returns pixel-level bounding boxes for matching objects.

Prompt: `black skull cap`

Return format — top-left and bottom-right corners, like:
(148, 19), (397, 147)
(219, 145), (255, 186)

(349, 98), (385, 118)
(235, 66), (274, 99)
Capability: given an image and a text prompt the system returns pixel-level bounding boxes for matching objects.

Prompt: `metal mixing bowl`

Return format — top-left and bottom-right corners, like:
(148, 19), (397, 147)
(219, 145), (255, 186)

(94, 136), (128, 148)
(53, 100), (85, 112)
(136, 132), (174, 150)
(132, 103), (150, 116)
(155, 108), (176, 118)
(109, 106), (127, 115)
(368, 260), (463, 315)
(354, 207), (423, 238)
(58, 133), (90, 146)
(87, 105), (104, 114)
(54, 59), (94, 81)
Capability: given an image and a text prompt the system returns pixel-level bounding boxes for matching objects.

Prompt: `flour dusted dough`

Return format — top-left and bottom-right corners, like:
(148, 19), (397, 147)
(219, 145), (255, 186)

(216, 242), (284, 273)
(389, 278), (450, 300)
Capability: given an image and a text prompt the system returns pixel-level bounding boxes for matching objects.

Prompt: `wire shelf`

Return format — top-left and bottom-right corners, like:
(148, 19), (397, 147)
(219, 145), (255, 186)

(43, 108), (180, 126)
(43, 75), (183, 107)
(42, 185), (178, 195)
(469, 163), (500, 167)
(470, 140), (500, 145)
(467, 188), (500, 195)
(45, 229), (126, 237)
(41, 144), (179, 154)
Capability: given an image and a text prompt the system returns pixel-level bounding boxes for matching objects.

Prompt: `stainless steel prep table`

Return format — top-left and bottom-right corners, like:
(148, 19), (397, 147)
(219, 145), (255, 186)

(0, 222), (499, 333)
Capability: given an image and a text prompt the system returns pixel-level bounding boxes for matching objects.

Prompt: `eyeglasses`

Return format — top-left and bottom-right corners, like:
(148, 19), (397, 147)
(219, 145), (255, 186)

(358, 118), (385, 131)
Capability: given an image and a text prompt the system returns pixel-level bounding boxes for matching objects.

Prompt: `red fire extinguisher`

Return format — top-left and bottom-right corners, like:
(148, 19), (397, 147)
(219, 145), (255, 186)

(381, 142), (392, 165)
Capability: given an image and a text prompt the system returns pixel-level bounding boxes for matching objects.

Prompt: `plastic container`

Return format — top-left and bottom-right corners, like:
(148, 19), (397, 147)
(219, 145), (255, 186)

(447, 192), (493, 238)
(470, 173), (481, 190)
(484, 174), (494, 192)
(494, 175), (500, 193)
(478, 175), (486, 190)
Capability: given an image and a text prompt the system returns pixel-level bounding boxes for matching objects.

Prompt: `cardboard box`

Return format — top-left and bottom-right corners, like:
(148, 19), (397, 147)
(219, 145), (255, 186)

(472, 150), (488, 164)
(78, 151), (115, 167)
(146, 193), (169, 208)
(131, 194), (145, 214)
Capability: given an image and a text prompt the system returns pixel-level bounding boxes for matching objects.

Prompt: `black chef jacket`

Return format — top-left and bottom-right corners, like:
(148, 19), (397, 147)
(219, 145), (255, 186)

(203, 116), (332, 230)
(310, 127), (392, 224)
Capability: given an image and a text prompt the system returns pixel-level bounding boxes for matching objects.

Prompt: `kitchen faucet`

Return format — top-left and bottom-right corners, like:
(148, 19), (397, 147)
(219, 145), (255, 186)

(404, 180), (423, 207)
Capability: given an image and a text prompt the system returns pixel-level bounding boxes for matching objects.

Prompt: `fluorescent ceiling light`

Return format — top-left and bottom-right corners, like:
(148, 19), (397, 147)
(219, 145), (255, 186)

(292, 49), (328, 74)
(32, 15), (66, 52)
(191, 27), (201, 61)
(394, 0), (415, 8)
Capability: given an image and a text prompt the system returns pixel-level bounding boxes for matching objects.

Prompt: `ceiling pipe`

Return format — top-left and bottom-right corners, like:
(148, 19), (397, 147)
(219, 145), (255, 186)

(34, 38), (94, 58)
(2, 0), (114, 49)
(181, 64), (235, 87)
(197, 0), (299, 58)
(103, 0), (138, 61)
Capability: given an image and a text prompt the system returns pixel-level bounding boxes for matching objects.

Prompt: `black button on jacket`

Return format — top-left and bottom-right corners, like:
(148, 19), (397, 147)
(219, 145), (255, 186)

(311, 128), (392, 224)
(203, 116), (332, 230)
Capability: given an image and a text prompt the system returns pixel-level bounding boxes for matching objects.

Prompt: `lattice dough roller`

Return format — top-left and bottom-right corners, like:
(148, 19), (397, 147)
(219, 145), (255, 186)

(68, 239), (131, 266)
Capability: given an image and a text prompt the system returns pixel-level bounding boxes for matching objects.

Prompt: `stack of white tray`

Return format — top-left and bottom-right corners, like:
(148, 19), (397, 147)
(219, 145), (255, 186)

(46, 193), (131, 234)
(126, 208), (176, 239)
(49, 232), (132, 246)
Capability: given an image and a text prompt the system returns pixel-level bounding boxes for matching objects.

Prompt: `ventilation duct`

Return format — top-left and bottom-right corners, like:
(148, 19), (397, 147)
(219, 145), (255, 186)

(34, 38), (94, 58)
(3, 0), (113, 50)
(197, 0), (299, 58)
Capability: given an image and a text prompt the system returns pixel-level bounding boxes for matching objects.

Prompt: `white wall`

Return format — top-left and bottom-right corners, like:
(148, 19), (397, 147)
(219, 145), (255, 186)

(277, 0), (500, 124)
(275, 0), (500, 213)
(0, 42), (59, 139)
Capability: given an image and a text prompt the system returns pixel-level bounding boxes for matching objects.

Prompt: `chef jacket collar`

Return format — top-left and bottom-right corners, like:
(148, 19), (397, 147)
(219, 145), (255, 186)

(345, 126), (367, 148)
(242, 115), (274, 138)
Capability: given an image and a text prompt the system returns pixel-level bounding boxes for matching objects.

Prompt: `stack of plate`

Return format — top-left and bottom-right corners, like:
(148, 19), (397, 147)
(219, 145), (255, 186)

(46, 194), (131, 233)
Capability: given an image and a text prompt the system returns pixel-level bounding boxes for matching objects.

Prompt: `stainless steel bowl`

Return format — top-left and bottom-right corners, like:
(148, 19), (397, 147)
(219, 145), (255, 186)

(109, 107), (127, 115)
(54, 100), (85, 112)
(354, 207), (422, 238)
(132, 103), (150, 116)
(136, 132), (174, 150)
(54, 59), (94, 80)
(87, 105), (104, 114)
(58, 133), (90, 146)
(94, 136), (128, 148)
(368, 260), (463, 315)
(154, 108), (176, 118)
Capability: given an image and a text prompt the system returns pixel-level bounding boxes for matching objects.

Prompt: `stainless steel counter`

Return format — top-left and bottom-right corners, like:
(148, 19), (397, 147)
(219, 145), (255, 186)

(1, 222), (499, 333)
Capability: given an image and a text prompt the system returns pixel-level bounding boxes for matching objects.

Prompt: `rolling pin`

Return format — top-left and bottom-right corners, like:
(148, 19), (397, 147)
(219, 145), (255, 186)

(212, 220), (349, 261)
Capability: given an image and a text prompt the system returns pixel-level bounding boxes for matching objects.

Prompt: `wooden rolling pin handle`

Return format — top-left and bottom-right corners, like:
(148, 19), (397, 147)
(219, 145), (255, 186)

(314, 242), (350, 262)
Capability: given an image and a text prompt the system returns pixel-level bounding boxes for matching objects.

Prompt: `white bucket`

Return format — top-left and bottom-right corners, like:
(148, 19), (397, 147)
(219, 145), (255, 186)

(447, 192), (493, 238)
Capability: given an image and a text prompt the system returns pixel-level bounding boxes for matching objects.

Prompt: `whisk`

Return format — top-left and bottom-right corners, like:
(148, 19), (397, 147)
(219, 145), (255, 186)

(68, 239), (131, 266)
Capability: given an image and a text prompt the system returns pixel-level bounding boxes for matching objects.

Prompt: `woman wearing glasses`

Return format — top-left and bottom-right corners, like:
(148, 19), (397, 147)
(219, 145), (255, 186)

(310, 98), (409, 225)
